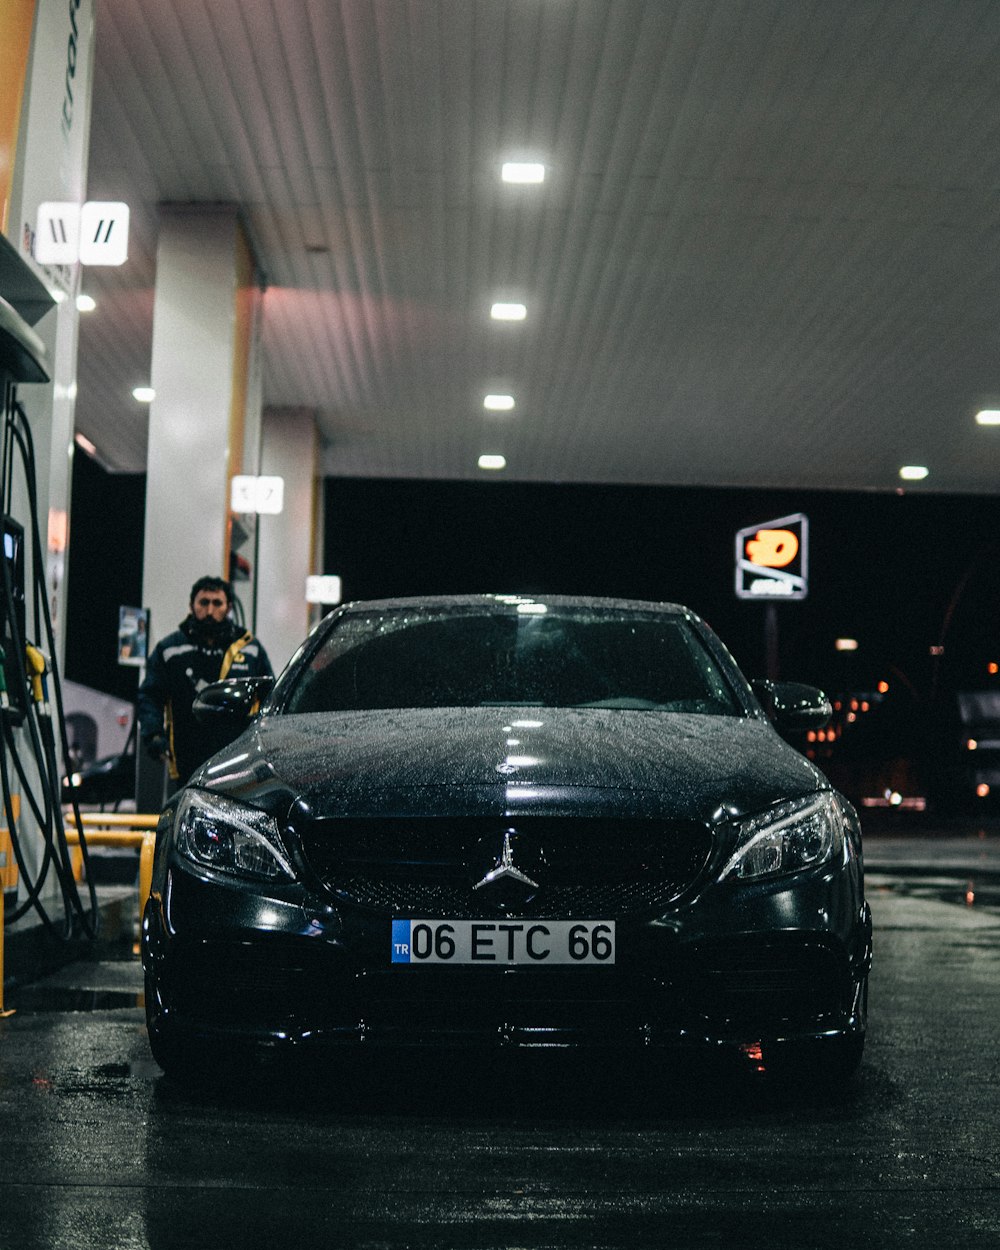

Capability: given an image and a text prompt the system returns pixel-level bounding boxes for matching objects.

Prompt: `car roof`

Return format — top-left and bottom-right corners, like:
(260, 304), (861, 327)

(338, 594), (694, 617)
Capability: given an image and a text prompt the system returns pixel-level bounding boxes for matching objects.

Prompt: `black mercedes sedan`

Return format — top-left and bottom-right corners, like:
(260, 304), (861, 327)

(141, 595), (871, 1084)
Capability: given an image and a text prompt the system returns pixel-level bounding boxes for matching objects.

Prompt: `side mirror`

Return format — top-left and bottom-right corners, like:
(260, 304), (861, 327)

(192, 675), (275, 725)
(752, 679), (832, 733)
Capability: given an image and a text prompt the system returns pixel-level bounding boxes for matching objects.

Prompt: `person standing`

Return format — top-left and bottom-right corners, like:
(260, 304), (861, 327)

(137, 576), (273, 786)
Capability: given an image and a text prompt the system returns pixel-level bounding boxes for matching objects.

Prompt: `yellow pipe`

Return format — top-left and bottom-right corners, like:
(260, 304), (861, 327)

(65, 830), (148, 848)
(64, 812), (159, 830)
(61, 823), (159, 945)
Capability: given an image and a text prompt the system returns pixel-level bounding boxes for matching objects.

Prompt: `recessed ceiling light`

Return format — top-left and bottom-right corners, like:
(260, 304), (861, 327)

(501, 162), (545, 184)
(478, 454), (507, 471)
(484, 394), (515, 411)
(132, 386), (156, 403)
(490, 302), (527, 321)
(976, 410), (1000, 425)
(76, 294), (96, 312)
(899, 465), (929, 481)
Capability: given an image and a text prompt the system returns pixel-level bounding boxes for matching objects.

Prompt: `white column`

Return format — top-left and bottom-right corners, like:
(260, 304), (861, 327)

(256, 407), (320, 672)
(141, 205), (262, 648)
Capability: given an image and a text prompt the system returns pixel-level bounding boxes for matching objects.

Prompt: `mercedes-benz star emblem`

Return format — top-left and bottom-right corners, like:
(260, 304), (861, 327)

(473, 828), (539, 892)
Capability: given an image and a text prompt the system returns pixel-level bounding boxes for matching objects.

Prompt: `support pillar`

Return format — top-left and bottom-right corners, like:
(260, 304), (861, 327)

(257, 407), (321, 672)
(141, 205), (263, 644)
(138, 205), (262, 808)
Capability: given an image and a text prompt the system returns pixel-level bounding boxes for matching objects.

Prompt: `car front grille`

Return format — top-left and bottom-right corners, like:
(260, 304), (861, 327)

(297, 816), (713, 918)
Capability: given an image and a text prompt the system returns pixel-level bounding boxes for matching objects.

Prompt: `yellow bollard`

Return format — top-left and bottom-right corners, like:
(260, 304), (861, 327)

(0, 883), (8, 1017)
(0, 798), (21, 1017)
(0, 834), (12, 1019)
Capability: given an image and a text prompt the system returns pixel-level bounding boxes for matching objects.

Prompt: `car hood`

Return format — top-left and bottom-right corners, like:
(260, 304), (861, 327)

(195, 706), (826, 825)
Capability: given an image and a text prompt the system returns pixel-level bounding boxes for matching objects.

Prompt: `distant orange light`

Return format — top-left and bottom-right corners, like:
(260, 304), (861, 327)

(966, 887), (976, 906)
(990, 663), (999, 676)
(861, 701), (870, 713)
(977, 783), (990, 798)
(967, 739), (978, 751)
(850, 699), (859, 711)
(833, 700), (843, 711)
(807, 730), (817, 743)
(739, 1041), (766, 1073)
(877, 680), (889, 694)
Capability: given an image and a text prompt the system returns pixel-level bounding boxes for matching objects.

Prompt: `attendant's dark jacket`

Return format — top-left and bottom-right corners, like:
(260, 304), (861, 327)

(137, 615), (272, 784)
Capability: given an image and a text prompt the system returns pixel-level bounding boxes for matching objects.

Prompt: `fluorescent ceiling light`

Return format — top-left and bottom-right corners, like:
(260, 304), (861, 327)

(76, 294), (96, 312)
(491, 302), (527, 321)
(976, 410), (1000, 425)
(132, 386), (156, 402)
(502, 162), (545, 183)
(899, 465), (929, 481)
(484, 394), (515, 411)
(478, 454), (507, 471)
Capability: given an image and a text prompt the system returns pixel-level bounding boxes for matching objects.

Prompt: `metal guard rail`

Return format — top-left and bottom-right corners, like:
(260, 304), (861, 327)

(63, 812), (160, 924)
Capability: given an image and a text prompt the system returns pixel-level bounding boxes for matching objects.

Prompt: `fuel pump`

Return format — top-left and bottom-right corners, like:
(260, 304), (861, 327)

(0, 240), (98, 948)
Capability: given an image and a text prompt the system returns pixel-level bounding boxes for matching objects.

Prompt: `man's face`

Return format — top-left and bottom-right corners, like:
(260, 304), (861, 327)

(191, 589), (229, 623)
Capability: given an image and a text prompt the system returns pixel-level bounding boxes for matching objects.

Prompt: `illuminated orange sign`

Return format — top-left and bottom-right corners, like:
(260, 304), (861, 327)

(746, 529), (799, 568)
(735, 513), (808, 601)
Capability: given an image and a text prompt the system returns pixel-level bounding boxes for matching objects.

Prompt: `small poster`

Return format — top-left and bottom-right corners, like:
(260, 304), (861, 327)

(118, 606), (149, 666)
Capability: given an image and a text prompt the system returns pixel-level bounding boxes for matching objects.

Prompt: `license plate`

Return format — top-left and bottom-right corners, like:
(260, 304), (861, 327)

(391, 919), (615, 965)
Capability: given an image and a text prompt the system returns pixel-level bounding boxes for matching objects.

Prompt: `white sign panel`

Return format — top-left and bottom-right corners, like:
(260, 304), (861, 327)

(306, 575), (342, 605)
(79, 201), (129, 265)
(231, 475), (285, 515)
(35, 200), (129, 266)
(230, 475), (257, 512)
(34, 202), (80, 265)
(254, 476), (285, 515)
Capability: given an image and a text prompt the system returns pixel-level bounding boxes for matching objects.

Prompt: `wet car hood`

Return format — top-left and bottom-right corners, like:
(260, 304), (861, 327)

(195, 706), (826, 825)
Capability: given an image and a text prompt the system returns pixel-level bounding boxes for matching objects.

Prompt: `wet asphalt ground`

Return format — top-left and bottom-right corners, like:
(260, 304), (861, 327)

(2, 827), (1000, 1249)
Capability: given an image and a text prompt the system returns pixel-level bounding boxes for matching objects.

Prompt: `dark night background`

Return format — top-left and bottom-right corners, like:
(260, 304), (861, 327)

(66, 456), (1000, 715)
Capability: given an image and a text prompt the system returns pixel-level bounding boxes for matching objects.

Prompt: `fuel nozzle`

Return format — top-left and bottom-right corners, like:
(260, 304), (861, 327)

(25, 644), (49, 712)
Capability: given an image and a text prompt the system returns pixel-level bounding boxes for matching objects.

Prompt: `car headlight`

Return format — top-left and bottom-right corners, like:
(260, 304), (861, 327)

(174, 790), (295, 882)
(720, 793), (845, 882)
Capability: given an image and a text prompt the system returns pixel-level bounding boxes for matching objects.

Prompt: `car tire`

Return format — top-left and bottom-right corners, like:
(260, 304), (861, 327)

(143, 970), (198, 1079)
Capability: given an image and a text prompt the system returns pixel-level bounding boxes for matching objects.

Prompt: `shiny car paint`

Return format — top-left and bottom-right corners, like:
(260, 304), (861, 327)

(142, 595), (870, 1080)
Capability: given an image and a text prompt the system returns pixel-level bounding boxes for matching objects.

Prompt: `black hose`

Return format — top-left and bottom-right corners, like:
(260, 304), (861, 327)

(0, 383), (100, 940)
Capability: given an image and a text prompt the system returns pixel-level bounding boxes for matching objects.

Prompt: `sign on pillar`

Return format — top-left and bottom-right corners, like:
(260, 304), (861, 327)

(34, 201), (130, 266)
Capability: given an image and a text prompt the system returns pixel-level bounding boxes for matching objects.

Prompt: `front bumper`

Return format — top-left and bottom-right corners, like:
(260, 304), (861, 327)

(143, 856), (871, 1056)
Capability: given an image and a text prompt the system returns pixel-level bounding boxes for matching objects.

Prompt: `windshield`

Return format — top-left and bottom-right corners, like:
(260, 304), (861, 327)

(284, 608), (742, 715)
